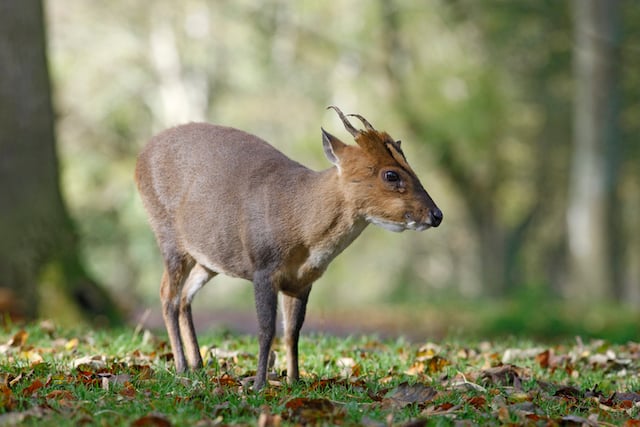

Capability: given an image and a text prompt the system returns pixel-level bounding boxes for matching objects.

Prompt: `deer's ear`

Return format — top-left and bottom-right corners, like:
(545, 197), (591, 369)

(321, 128), (347, 168)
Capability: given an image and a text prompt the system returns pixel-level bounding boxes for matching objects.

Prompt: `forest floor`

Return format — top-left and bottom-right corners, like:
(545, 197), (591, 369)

(1, 321), (640, 426)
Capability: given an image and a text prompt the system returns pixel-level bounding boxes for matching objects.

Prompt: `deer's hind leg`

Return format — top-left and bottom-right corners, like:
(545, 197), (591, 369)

(180, 263), (215, 370)
(160, 252), (193, 373)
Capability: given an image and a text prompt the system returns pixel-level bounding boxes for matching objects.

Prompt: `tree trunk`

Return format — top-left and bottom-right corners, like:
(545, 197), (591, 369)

(0, 0), (122, 324)
(567, 0), (620, 302)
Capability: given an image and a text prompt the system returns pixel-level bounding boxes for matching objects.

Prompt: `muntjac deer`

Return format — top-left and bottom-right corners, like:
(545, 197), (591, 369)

(135, 106), (442, 389)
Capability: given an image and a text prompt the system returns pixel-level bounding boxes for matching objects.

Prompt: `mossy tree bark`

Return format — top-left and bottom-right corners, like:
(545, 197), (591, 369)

(0, 0), (122, 324)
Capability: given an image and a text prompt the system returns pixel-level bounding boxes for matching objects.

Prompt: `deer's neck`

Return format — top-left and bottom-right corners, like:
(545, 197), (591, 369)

(285, 168), (368, 280)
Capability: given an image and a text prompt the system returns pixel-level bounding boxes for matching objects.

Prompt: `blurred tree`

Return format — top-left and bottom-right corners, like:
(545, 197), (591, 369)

(618, 2), (640, 304)
(567, 0), (621, 302)
(43, 0), (640, 313)
(0, 0), (122, 324)
(381, 0), (573, 296)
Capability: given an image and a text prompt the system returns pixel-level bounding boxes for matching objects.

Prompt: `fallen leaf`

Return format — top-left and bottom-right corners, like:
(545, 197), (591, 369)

(0, 384), (16, 411)
(398, 418), (428, 427)
(481, 364), (530, 387)
(535, 349), (550, 369)
(561, 414), (598, 426)
(75, 369), (100, 387)
(456, 347), (477, 360)
(501, 347), (545, 364)
(0, 405), (48, 424)
(20, 349), (44, 365)
(8, 329), (28, 347)
(508, 401), (541, 416)
(99, 373), (132, 391)
(382, 382), (437, 409)
(405, 360), (426, 376)
(415, 343), (442, 363)
(427, 356), (449, 374)
(421, 402), (461, 415)
(213, 373), (240, 387)
(208, 347), (241, 361)
(449, 372), (487, 392)
(45, 389), (77, 409)
(45, 390), (74, 401)
(131, 413), (172, 427)
(506, 391), (530, 402)
(467, 395), (487, 410)
(22, 379), (45, 397)
(613, 392), (640, 402)
(482, 351), (502, 369)
(130, 364), (154, 380)
(554, 385), (582, 400)
(65, 338), (79, 351)
(284, 397), (344, 424)
(524, 413), (550, 424)
(336, 357), (359, 377)
(285, 397), (333, 411)
(378, 375), (394, 384)
(258, 411), (282, 427)
(496, 406), (510, 423)
(120, 381), (137, 398)
(618, 400), (634, 410)
(72, 354), (106, 370)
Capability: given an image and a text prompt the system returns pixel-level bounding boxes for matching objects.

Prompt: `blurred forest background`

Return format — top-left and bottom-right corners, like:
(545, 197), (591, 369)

(1, 0), (638, 341)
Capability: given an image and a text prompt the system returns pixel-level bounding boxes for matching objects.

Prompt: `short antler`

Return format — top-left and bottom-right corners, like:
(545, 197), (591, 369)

(347, 114), (375, 131)
(327, 105), (358, 137)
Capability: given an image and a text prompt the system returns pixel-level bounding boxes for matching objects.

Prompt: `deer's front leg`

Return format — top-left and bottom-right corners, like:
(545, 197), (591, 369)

(253, 274), (278, 390)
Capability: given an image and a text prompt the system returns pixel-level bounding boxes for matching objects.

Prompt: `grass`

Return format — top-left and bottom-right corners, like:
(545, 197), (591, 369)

(1, 322), (640, 426)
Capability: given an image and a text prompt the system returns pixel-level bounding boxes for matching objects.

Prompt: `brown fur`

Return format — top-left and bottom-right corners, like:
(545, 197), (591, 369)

(135, 107), (442, 390)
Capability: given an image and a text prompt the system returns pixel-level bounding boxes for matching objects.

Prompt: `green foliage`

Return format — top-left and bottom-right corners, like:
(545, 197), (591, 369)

(43, 1), (640, 315)
(1, 323), (640, 425)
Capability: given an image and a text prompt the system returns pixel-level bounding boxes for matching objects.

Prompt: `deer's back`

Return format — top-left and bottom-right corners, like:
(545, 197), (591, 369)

(136, 123), (315, 279)
(138, 123), (304, 203)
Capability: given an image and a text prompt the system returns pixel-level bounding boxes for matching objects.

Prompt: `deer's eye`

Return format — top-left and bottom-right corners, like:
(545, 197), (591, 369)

(383, 170), (400, 182)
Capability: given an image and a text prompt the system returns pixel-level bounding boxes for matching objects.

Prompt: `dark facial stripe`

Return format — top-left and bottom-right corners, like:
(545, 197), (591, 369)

(384, 141), (414, 174)
(385, 140), (406, 160)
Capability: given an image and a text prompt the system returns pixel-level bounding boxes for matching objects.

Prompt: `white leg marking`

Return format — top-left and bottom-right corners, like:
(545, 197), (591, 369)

(182, 264), (212, 305)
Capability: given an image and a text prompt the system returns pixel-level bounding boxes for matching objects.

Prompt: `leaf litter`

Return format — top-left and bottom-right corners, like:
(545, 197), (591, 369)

(0, 322), (639, 425)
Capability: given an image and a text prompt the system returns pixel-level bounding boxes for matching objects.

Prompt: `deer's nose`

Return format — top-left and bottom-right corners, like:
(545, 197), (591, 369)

(429, 207), (443, 227)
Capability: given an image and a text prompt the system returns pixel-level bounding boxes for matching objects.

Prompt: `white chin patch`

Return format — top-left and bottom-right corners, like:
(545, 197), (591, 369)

(407, 221), (431, 232)
(366, 216), (406, 233)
